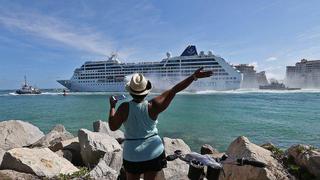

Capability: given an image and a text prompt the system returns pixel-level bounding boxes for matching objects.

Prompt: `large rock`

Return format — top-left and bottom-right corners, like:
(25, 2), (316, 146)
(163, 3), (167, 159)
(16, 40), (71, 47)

(0, 170), (40, 180)
(287, 144), (320, 178)
(93, 120), (124, 141)
(89, 165), (118, 180)
(89, 149), (123, 179)
(221, 136), (289, 180)
(30, 124), (74, 148)
(0, 120), (44, 150)
(158, 137), (191, 180)
(0, 148), (5, 167)
(55, 149), (73, 162)
(78, 128), (121, 168)
(49, 137), (79, 152)
(50, 137), (83, 166)
(200, 144), (219, 155)
(0, 148), (78, 178)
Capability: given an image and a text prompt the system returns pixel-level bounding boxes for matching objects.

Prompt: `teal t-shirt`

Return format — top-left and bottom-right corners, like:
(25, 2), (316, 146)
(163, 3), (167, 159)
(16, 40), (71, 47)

(123, 100), (164, 162)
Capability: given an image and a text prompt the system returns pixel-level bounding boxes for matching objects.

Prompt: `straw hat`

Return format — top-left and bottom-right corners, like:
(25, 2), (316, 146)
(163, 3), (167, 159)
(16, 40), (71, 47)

(125, 73), (152, 95)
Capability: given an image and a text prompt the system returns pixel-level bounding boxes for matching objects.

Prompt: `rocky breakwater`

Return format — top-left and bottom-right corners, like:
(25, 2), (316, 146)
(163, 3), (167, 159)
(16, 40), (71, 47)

(0, 119), (319, 180)
(0, 120), (79, 179)
(286, 144), (320, 179)
(0, 120), (44, 150)
(0, 120), (125, 180)
(221, 136), (289, 180)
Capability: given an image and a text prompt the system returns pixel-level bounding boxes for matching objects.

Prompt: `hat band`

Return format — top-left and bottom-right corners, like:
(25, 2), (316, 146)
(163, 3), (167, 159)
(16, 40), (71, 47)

(130, 86), (147, 93)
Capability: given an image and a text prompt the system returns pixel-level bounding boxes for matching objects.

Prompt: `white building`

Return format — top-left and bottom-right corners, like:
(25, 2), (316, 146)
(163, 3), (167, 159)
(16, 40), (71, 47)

(286, 59), (320, 88)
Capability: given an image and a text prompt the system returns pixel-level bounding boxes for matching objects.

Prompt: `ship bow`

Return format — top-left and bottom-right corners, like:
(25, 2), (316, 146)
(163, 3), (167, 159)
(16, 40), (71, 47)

(57, 80), (71, 89)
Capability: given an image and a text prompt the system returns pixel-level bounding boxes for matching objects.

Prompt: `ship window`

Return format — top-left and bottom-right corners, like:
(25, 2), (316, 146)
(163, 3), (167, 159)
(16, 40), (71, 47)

(181, 59), (216, 62)
(181, 62), (218, 66)
(168, 60), (180, 63)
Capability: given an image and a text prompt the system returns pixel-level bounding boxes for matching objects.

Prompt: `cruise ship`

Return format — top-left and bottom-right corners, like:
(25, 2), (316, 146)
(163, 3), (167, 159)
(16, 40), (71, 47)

(57, 45), (241, 92)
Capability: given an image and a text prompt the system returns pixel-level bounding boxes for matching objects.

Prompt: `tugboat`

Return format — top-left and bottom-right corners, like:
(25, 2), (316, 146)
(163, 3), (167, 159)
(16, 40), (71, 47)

(259, 80), (301, 90)
(16, 76), (41, 94)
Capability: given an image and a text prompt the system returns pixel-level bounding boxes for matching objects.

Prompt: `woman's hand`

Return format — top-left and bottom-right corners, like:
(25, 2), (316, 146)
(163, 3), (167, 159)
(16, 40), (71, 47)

(109, 96), (117, 108)
(193, 67), (213, 79)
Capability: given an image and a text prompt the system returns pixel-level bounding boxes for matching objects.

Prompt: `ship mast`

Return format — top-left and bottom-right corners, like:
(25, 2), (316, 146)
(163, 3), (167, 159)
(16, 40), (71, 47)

(24, 75), (27, 86)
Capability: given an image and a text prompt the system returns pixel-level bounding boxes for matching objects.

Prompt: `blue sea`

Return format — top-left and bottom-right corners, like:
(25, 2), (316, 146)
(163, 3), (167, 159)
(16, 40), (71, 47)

(0, 89), (319, 152)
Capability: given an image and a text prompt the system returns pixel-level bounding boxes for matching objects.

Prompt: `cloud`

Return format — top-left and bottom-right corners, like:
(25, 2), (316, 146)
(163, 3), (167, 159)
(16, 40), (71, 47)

(297, 26), (320, 41)
(249, 61), (258, 69)
(262, 65), (285, 80)
(0, 10), (117, 57)
(266, 56), (277, 62)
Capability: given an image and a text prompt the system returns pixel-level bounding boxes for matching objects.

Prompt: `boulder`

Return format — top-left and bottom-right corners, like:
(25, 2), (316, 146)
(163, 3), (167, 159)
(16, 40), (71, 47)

(89, 165), (118, 180)
(101, 149), (123, 173)
(0, 170), (40, 180)
(158, 137), (191, 180)
(55, 149), (73, 162)
(30, 124), (74, 148)
(49, 137), (79, 152)
(261, 142), (276, 151)
(0, 147), (78, 178)
(50, 137), (83, 166)
(287, 144), (320, 178)
(89, 149), (123, 179)
(200, 144), (219, 155)
(0, 120), (44, 150)
(221, 136), (289, 180)
(93, 120), (124, 142)
(0, 148), (5, 167)
(78, 129), (121, 168)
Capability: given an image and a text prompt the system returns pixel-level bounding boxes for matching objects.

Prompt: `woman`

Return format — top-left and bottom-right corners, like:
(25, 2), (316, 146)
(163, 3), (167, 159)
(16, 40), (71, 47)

(108, 67), (212, 180)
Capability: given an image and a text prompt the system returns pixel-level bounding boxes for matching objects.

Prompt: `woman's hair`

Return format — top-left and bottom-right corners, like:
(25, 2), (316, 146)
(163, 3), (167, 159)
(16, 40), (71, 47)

(130, 93), (147, 101)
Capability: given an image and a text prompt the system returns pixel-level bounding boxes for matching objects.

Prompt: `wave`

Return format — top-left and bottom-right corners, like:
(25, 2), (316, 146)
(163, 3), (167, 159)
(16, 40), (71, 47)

(0, 91), (127, 97)
(1, 89), (320, 97)
(179, 89), (320, 95)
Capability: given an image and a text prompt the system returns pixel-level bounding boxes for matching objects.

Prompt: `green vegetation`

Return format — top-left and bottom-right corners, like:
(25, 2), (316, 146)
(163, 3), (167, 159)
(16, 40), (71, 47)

(264, 144), (318, 180)
(269, 146), (285, 161)
(295, 145), (317, 154)
(296, 145), (307, 154)
(309, 145), (317, 151)
(55, 167), (91, 180)
(284, 156), (316, 180)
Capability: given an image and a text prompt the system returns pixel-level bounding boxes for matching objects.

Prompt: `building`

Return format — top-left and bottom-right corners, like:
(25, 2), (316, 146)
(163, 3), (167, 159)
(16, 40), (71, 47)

(234, 64), (268, 88)
(257, 71), (268, 86)
(286, 59), (320, 88)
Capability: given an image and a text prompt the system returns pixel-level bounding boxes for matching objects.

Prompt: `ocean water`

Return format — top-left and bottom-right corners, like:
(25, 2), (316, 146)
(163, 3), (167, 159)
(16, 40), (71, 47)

(0, 89), (319, 152)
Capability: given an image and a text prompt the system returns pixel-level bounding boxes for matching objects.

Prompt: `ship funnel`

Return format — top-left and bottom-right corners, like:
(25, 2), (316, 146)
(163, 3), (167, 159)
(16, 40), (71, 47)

(181, 45), (198, 56)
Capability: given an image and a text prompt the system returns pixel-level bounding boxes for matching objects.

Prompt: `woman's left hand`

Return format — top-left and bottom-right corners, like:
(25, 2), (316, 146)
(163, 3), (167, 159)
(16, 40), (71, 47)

(193, 67), (213, 79)
(109, 96), (117, 108)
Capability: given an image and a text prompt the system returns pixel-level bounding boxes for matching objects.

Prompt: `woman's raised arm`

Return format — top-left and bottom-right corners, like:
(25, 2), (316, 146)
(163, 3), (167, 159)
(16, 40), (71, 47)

(108, 98), (129, 131)
(149, 67), (212, 119)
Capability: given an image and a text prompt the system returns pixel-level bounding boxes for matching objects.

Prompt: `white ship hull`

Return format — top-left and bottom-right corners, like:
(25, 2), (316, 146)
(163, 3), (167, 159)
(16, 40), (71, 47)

(59, 77), (240, 92)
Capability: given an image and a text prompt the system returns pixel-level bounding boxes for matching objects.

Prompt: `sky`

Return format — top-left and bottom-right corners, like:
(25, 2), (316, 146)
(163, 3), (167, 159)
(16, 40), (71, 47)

(1, 0), (320, 89)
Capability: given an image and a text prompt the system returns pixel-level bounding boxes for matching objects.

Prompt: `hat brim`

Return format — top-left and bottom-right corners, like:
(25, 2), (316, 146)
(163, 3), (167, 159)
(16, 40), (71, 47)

(125, 80), (152, 95)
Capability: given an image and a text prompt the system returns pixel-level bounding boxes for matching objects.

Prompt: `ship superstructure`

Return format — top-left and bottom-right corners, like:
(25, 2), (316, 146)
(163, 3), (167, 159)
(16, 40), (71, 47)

(57, 45), (241, 92)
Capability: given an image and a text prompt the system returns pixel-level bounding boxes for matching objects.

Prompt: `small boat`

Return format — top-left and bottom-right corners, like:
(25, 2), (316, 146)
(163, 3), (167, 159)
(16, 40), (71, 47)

(259, 81), (301, 90)
(16, 76), (41, 94)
